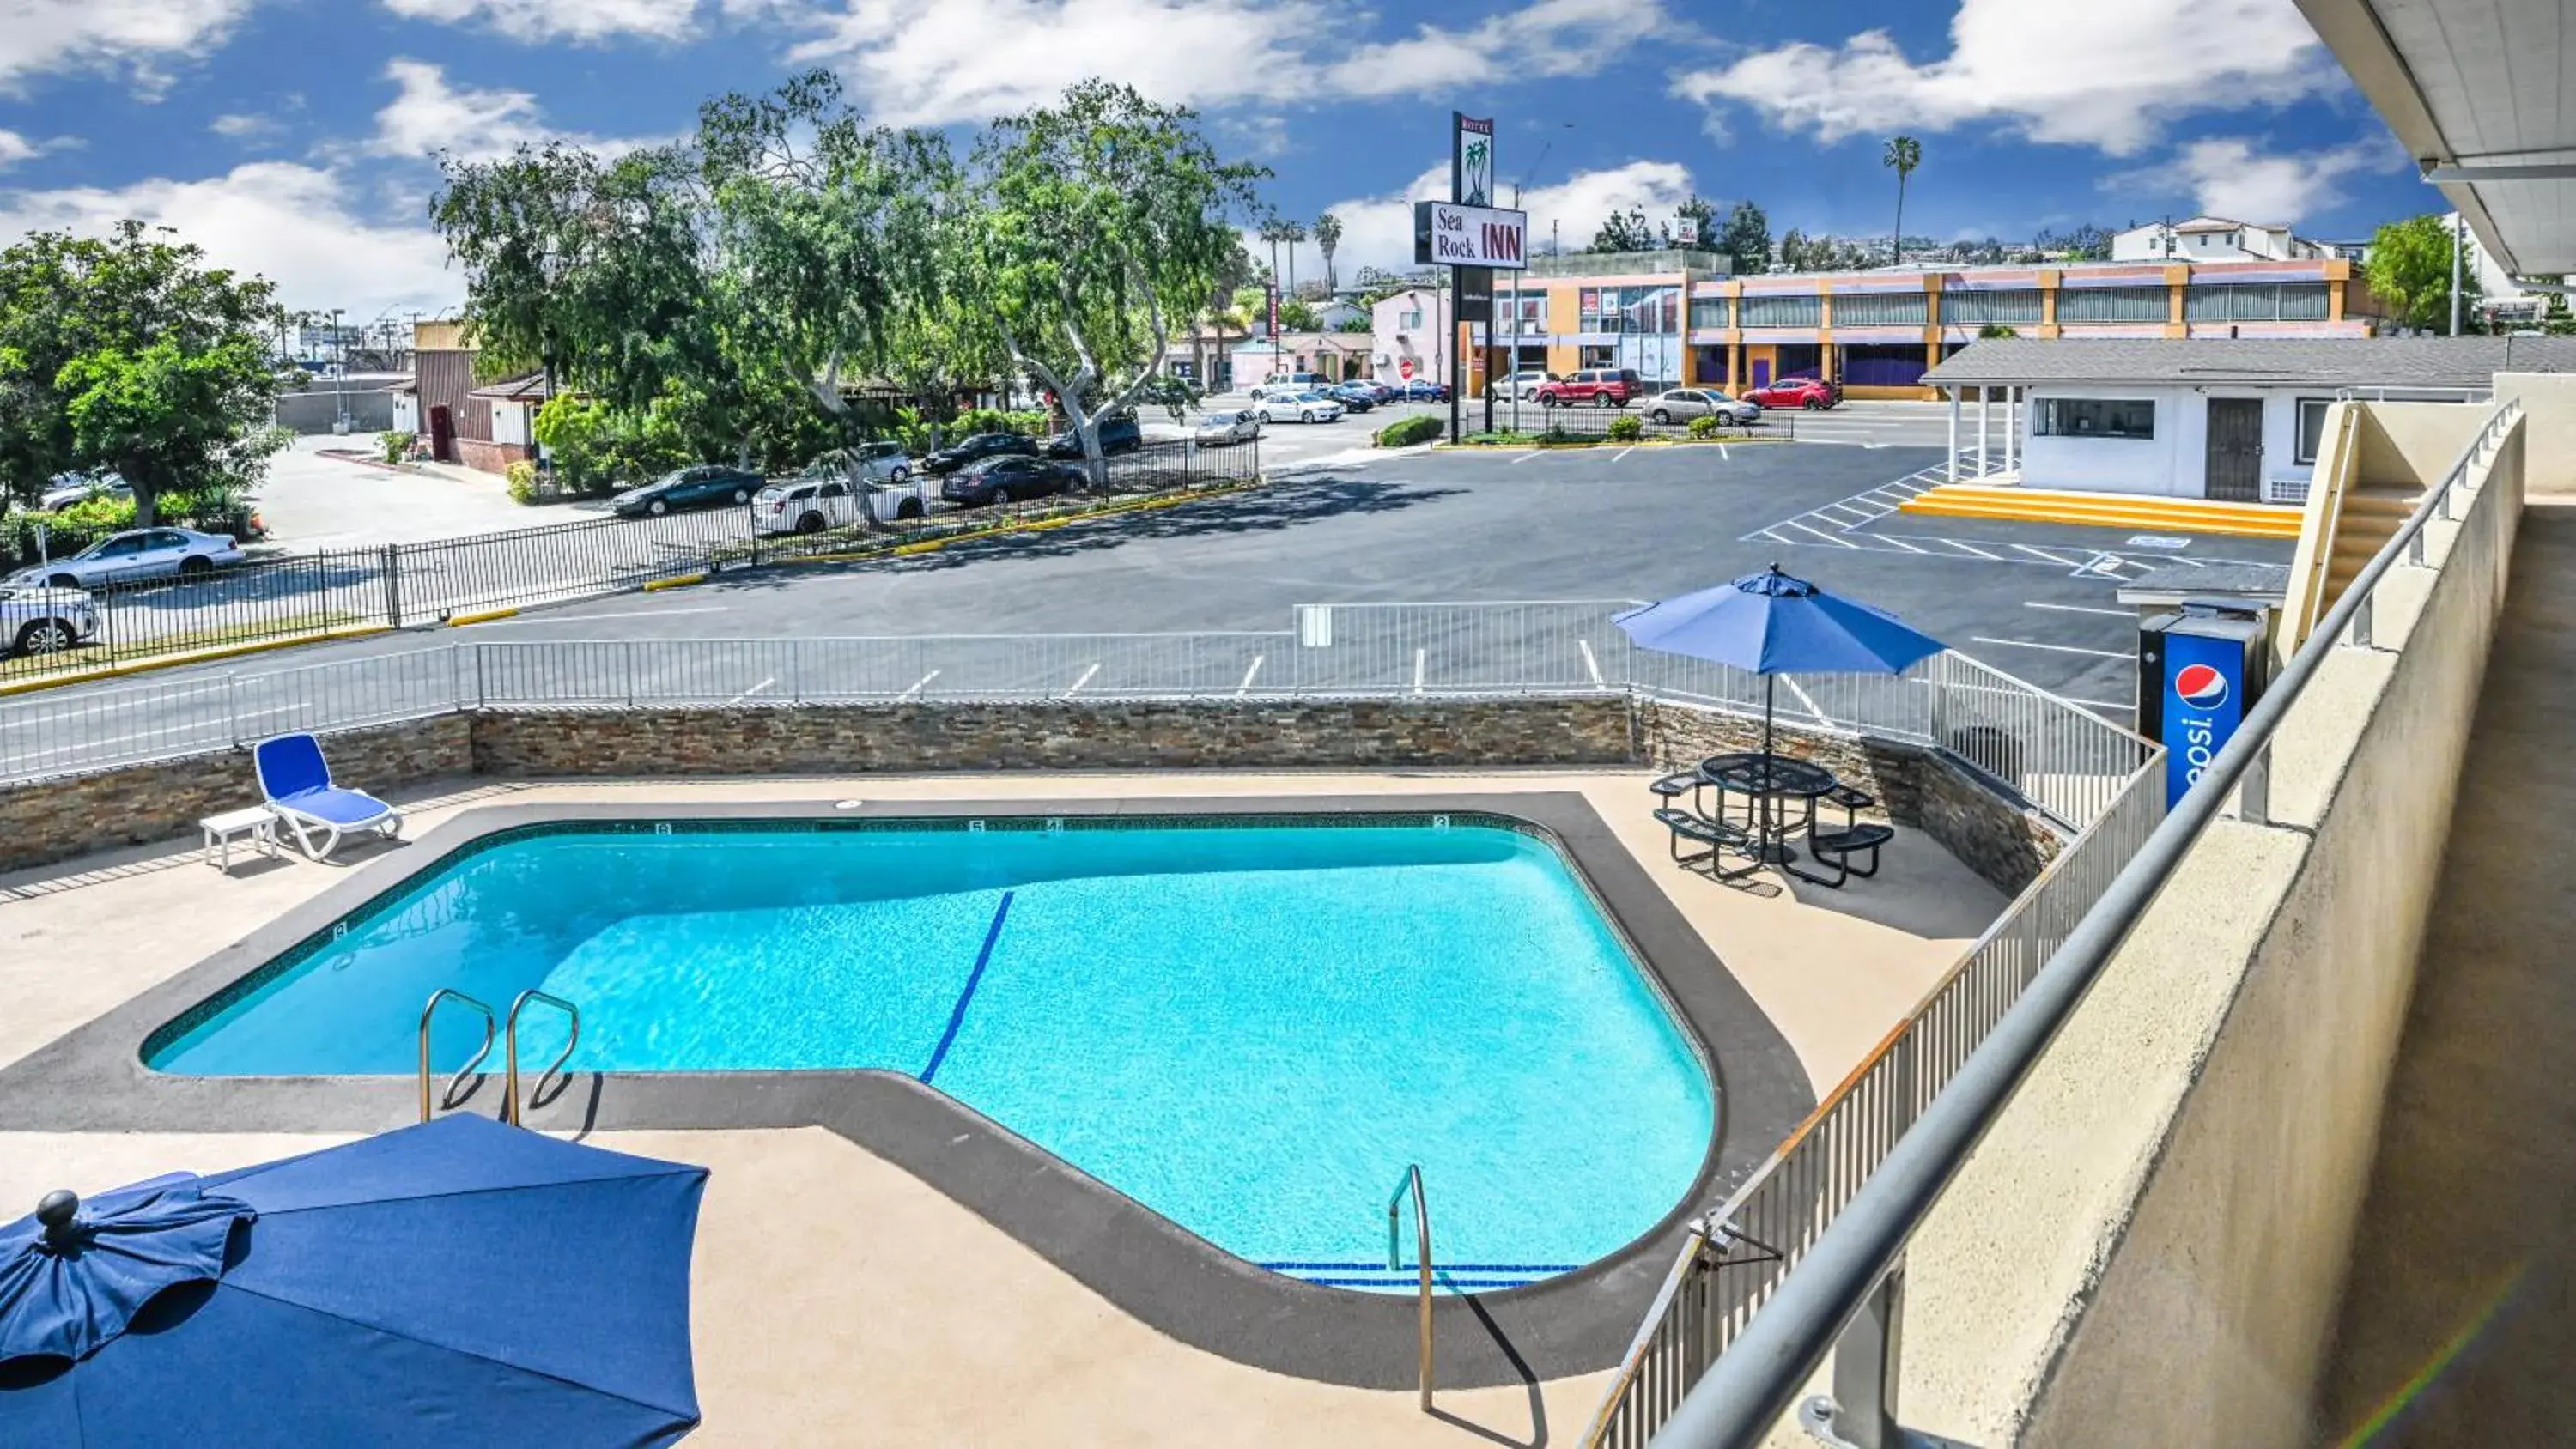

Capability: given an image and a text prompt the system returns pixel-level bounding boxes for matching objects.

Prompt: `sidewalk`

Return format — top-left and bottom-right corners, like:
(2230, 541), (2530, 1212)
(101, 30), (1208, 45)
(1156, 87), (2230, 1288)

(254, 435), (605, 549)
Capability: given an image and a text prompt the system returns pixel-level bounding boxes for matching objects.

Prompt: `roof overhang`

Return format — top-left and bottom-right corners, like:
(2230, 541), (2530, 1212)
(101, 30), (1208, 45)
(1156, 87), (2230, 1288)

(2295, 0), (2576, 276)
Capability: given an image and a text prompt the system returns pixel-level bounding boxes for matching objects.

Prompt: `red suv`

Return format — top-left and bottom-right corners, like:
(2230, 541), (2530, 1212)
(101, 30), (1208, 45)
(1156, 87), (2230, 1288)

(1745, 376), (1842, 410)
(1535, 367), (1646, 408)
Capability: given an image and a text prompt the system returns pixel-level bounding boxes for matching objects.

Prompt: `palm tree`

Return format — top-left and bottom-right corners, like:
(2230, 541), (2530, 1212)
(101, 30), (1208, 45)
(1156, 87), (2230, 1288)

(1314, 211), (1343, 293)
(1278, 219), (1309, 298)
(1884, 136), (1922, 268)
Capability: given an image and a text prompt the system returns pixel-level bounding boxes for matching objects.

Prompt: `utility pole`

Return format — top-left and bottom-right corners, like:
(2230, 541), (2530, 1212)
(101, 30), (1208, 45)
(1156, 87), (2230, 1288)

(331, 307), (348, 433)
(2450, 211), (2465, 336)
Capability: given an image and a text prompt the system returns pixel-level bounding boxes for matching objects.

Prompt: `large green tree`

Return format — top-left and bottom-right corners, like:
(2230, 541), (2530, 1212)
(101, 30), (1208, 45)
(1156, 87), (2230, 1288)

(964, 81), (1261, 487)
(2366, 214), (2482, 333)
(0, 221), (289, 523)
(1716, 200), (1771, 276)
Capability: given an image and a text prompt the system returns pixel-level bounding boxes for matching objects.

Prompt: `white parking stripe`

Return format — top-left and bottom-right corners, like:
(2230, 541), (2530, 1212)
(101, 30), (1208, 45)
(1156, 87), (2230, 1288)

(2025, 602), (2134, 617)
(2010, 544), (2078, 566)
(726, 676), (775, 706)
(1969, 636), (2131, 658)
(1578, 639), (1603, 687)
(477, 606), (729, 626)
(1783, 520), (1861, 548)
(1612, 446), (1636, 464)
(1510, 451), (1546, 464)
(1061, 662), (1101, 698)
(897, 669), (940, 700)
(1236, 654), (1264, 696)
(1937, 539), (2002, 559)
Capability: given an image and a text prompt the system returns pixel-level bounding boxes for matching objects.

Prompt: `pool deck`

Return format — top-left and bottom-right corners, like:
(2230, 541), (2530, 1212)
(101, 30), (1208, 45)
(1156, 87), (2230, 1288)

(0, 768), (2002, 1445)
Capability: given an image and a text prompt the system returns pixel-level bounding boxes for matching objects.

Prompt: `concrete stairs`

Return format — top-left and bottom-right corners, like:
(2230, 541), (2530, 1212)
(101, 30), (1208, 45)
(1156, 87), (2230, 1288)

(1895, 483), (2306, 539)
(2324, 482), (2425, 598)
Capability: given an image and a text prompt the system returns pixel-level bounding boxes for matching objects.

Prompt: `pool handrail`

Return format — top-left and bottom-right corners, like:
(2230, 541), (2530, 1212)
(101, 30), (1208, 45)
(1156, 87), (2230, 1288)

(417, 988), (496, 1122)
(1388, 1163), (1433, 1412)
(503, 989), (580, 1125)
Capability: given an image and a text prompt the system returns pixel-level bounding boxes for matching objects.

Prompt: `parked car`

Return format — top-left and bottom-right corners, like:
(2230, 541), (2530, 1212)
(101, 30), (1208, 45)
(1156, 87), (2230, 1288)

(941, 454), (1085, 508)
(1535, 368), (1647, 408)
(1042, 413), (1143, 458)
(1194, 409), (1262, 446)
(1249, 372), (1327, 401)
(1396, 378), (1449, 403)
(37, 474), (131, 512)
(1644, 389), (1763, 427)
(4, 527), (244, 590)
(0, 582), (99, 658)
(1323, 384), (1378, 413)
(841, 440), (916, 483)
(1350, 380), (1399, 403)
(922, 432), (1040, 476)
(610, 464), (765, 518)
(1745, 376), (1843, 409)
(1255, 391), (1345, 425)
(1485, 369), (1555, 402)
(750, 472), (928, 534)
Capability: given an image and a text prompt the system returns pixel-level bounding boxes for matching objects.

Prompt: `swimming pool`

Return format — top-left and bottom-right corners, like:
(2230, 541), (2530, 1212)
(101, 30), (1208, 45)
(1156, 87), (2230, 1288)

(147, 816), (1715, 1288)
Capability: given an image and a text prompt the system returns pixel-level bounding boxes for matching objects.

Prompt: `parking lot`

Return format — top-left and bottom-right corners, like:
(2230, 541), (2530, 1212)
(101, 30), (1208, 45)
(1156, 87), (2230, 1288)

(9, 435), (2296, 752)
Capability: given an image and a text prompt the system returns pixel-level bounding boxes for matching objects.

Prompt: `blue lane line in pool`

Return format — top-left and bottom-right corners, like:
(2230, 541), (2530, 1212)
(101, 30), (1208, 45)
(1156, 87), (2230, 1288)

(919, 890), (1015, 1086)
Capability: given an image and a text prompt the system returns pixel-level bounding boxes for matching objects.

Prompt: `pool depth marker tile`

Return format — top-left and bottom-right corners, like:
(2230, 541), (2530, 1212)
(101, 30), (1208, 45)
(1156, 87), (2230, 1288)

(919, 890), (1014, 1085)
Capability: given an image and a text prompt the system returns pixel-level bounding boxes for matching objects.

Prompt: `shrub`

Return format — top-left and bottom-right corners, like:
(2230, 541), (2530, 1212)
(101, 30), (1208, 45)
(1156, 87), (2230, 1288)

(1375, 414), (1443, 448)
(1543, 423), (1577, 443)
(380, 431), (416, 464)
(1687, 414), (1722, 439)
(506, 459), (541, 506)
(1606, 414), (1645, 442)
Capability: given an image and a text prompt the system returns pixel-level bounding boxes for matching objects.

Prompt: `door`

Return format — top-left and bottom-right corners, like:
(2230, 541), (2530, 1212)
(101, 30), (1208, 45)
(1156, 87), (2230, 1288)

(2204, 398), (2264, 501)
(1752, 358), (1771, 389)
(428, 405), (455, 462)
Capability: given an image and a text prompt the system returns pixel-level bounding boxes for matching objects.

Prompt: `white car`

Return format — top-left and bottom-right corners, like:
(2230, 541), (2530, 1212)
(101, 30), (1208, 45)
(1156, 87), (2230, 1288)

(1248, 372), (1326, 402)
(1193, 409), (1262, 446)
(826, 440), (914, 485)
(1255, 391), (1345, 425)
(1486, 369), (1556, 402)
(1644, 389), (1763, 427)
(751, 474), (928, 535)
(5, 527), (245, 590)
(38, 474), (131, 512)
(0, 583), (99, 658)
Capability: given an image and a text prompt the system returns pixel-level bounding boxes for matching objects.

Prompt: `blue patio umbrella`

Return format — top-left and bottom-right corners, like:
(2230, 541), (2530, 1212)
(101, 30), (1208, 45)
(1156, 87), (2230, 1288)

(0, 1113), (708, 1448)
(1616, 564), (1947, 756)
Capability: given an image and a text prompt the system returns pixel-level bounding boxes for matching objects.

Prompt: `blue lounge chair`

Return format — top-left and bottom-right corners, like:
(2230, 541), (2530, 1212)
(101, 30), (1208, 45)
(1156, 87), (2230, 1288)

(254, 732), (402, 860)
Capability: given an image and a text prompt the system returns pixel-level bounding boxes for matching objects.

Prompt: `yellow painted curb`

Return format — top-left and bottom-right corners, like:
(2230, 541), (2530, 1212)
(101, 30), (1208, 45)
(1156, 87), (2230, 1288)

(641, 573), (706, 592)
(1899, 483), (2303, 539)
(447, 607), (520, 627)
(0, 625), (394, 696)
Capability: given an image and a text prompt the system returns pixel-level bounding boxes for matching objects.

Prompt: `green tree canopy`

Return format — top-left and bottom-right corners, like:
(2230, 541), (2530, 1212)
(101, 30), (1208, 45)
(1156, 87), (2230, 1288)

(1588, 207), (1659, 253)
(1716, 201), (1771, 276)
(2366, 214), (2482, 333)
(0, 221), (289, 522)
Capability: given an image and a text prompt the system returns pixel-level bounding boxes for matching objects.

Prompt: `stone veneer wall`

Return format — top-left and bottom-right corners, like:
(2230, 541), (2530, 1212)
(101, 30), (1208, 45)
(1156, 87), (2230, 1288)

(469, 698), (1637, 776)
(0, 716), (474, 873)
(1633, 697), (2063, 896)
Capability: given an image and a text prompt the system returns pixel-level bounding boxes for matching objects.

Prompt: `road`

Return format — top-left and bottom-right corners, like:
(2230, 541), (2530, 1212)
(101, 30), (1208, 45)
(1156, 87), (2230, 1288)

(2, 434), (2294, 782)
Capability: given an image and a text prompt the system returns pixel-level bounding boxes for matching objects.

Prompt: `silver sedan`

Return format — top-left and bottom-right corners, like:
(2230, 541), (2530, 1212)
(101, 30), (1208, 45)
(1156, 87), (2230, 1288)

(5, 526), (247, 590)
(1192, 409), (1263, 446)
(1644, 389), (1762, 427)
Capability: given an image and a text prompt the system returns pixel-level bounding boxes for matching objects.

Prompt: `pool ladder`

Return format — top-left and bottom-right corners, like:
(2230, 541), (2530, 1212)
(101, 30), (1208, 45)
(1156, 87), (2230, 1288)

(1389, 1163), (1434, 1413)
(416, 987), (581, 1125)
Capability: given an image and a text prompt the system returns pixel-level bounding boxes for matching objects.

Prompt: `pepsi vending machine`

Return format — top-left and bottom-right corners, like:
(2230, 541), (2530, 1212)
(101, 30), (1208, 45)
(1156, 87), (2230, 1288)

(2136, 608), (2269, 808)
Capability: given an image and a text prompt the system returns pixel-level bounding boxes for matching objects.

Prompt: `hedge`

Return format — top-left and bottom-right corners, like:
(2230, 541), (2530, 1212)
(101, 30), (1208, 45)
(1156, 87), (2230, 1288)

(1375, 414), (1443, 448)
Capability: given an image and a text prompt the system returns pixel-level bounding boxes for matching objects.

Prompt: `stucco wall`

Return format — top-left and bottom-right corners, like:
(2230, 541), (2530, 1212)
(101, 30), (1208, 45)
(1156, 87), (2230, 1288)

(1890, 410), (2525, 1446)
(2017, 385), (2325, 500)
(2496, 373), (2576, 495)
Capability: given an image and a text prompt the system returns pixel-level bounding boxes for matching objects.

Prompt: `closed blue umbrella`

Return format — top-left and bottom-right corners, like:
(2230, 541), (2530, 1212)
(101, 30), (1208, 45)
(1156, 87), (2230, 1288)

(0, 1113), (707, 1447)
(1616, 564), (1947, 756)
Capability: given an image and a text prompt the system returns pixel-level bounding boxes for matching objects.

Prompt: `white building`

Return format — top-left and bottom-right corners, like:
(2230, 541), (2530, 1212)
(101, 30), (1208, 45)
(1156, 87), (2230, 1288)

(1369, 287), (1452, 388)
(2111, 217), (2330, 264)
(1922, 336), (2576, 502)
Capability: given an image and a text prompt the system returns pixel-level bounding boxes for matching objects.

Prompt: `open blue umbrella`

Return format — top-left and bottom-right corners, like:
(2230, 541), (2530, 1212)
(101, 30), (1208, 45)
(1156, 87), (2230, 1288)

(1616, 564), (1947, 756)
(0, 1113), (707, 1447)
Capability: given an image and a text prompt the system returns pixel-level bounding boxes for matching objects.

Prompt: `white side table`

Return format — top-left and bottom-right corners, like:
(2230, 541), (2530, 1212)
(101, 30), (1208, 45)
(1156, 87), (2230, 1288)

(201, 807), (279, 870)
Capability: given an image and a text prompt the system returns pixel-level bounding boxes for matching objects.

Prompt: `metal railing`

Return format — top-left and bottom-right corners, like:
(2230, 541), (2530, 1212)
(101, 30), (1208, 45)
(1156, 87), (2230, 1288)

(1389, 1164), (1434, 1413)
(503, 989), (580, 1125)
(0, 601), (2148, 836)
(417, 988), (496, 1123)
(1640, 397), (2523, 1447)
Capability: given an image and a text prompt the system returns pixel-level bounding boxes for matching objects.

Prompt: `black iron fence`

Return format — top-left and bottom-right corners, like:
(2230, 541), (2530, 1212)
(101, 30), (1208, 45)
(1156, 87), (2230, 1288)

(1, 440), (1260, 682)
(1462, 402), (1794, 443)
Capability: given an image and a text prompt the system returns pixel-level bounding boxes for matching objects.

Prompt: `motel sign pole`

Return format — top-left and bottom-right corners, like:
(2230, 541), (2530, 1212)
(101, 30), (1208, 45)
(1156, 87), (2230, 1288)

(1420, 112), (1522, 443)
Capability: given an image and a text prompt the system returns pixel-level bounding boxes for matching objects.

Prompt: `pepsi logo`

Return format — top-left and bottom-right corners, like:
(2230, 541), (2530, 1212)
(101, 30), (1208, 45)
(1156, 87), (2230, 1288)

(2174, 663), (2229, 710)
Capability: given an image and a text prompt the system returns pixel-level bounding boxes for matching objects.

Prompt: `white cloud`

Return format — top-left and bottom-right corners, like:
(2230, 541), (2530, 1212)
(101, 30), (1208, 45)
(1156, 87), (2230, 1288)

(2111, 136), (2397, 223)
(0, 131), (36, 169)
(377, 0), (700, 44)
(1288, 158), (1700, 282)
(1674, 0), (2336, 157)
(783, 0), (1670, 126)
(210, 112), (279, 141)
(367, 60), (657, 163)
(0, 0), (254, 89)
(0, 162), (459, 315)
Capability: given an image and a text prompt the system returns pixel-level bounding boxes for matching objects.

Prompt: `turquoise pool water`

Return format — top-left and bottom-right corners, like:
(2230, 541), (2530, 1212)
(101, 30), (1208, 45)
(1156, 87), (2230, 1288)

(149, 819), (1714, 1288)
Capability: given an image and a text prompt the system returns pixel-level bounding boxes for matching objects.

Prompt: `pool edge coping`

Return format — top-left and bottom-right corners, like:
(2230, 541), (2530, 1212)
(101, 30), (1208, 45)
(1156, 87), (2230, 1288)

(0, 792), (1816, 1391)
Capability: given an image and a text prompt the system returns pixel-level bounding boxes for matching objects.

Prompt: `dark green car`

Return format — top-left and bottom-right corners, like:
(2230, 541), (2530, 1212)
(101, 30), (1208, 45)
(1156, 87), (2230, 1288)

(611, 464), (764, 518)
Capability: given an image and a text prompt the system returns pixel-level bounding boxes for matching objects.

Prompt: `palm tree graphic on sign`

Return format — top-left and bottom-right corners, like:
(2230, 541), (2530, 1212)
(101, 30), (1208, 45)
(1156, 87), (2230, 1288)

(1462, 137), (1491, 205)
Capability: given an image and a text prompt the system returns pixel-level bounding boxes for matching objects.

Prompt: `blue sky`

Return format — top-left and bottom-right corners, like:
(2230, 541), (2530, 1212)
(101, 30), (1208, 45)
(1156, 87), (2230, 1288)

(0, 0), (2437, 318)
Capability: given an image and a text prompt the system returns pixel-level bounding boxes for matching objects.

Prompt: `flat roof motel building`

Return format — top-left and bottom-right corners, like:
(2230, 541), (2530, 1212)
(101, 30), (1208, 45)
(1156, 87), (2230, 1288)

(1418, 252), (2378, 401)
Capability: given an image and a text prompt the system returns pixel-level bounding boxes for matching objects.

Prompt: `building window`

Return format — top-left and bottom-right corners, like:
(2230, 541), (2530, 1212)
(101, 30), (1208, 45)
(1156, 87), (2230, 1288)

(2057, 286), (2170, 324)
(1688, 296), (1732, 330)
(2184, 282), (2330, 324)
(1578, 345), (1616, 368)
(1829, 292), (1928, 327)
(2295, 397), (2334, 464)
(1580, 285), (1682, 334)
(1941, 289), (2043, 325)
(2036, 397), (2155, 440)
(1400, 308), (1423, 329)
(1739, 294), (1822, 327)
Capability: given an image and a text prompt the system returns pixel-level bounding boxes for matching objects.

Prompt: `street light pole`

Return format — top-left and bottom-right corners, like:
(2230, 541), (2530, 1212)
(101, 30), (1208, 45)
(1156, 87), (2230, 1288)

(331, 307), (348, 433)
(2450, 210), (2465, 336)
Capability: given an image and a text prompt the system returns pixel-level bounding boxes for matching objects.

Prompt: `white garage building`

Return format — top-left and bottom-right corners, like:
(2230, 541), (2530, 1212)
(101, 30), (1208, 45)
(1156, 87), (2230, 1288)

(1923, 336), (2576, 503)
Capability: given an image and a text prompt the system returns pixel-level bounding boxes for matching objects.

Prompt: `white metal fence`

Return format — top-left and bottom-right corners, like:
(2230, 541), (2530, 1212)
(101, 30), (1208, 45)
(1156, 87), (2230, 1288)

(0, 601), (2149, 833)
